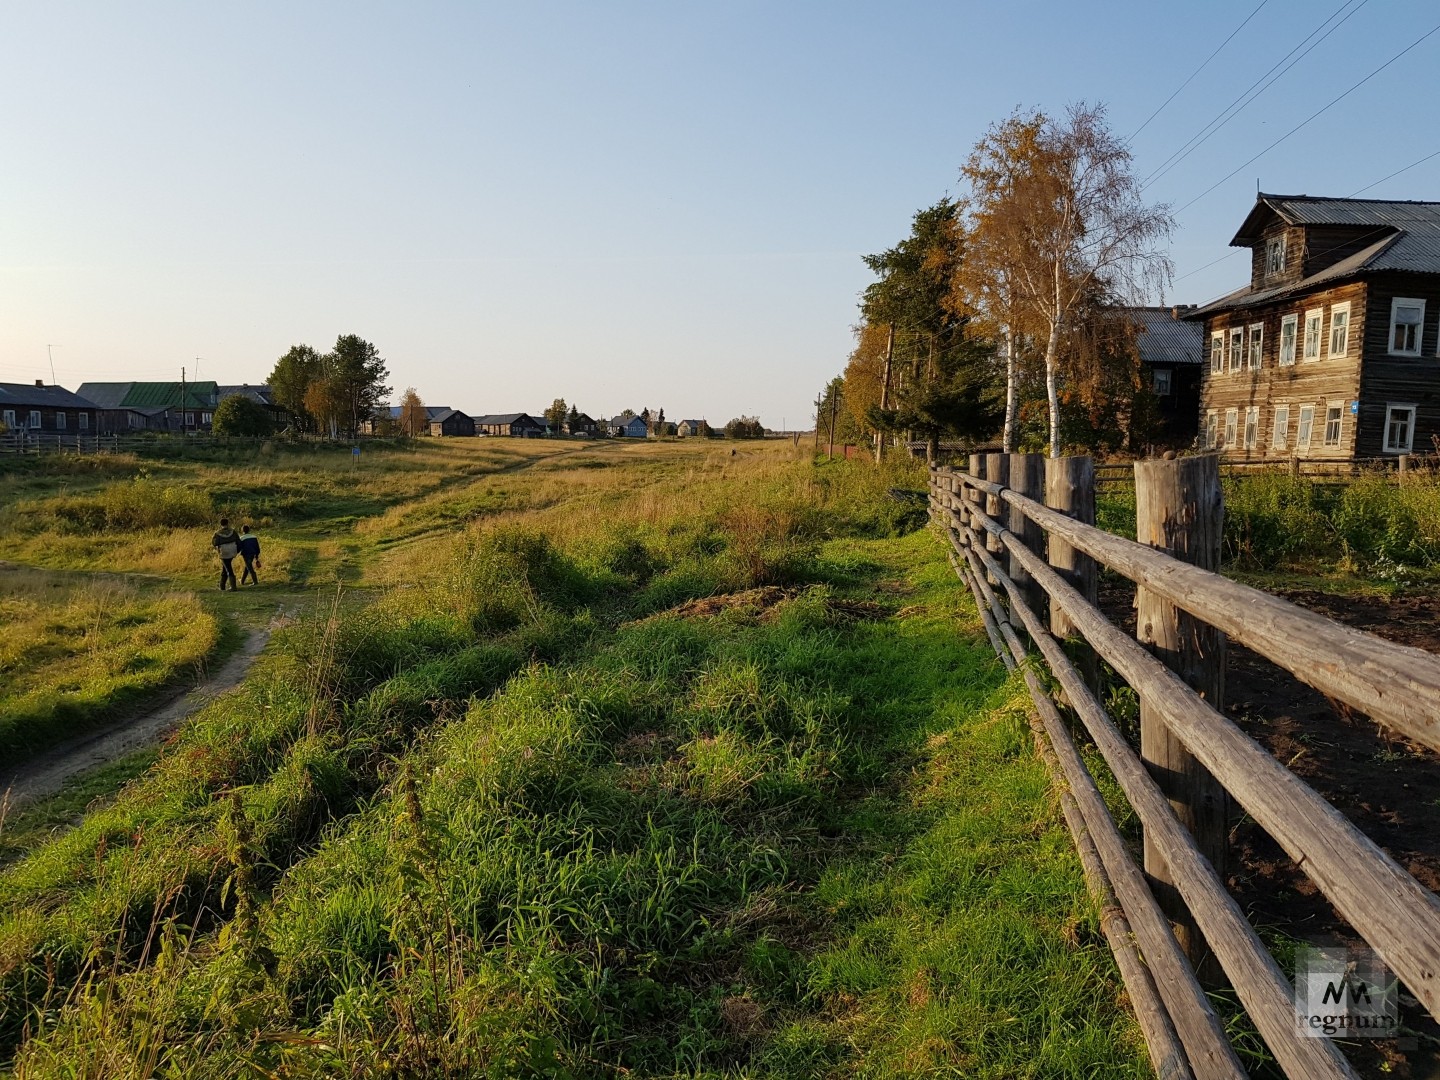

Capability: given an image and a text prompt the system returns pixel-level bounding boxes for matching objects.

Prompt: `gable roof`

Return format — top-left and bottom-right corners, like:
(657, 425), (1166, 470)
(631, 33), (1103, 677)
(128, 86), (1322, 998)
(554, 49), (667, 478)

(76, 381), (217, 409)
(475, 412), (539, 426)
(1191, 193), (1440, 318)
(1130, 308), (1204, 365)
(0, 383), (100, 409)
(217, 384), (276, 406)
(678, 419), (704, 428)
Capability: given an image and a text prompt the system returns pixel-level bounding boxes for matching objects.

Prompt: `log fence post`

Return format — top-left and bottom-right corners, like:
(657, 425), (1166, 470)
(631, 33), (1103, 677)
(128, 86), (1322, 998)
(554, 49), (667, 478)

(984, 453), (1008, 586)
(1008, 452), (1047, 622)
(1134, 455), (1229, 985)
(1044, 455), (1096, 637)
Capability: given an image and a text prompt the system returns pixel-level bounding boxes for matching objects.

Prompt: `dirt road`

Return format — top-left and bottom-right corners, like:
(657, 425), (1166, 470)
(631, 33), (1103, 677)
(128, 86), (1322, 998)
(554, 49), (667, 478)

(1, 627), (270, 808)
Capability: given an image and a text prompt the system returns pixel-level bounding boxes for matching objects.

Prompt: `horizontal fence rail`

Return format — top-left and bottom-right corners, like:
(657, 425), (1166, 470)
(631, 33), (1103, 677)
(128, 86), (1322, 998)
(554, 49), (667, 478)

(928, 453), (1440, 1079)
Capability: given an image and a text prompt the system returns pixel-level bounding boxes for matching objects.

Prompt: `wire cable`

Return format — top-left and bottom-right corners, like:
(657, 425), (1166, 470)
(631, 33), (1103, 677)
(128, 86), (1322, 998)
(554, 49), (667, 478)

(1349, 148), (1440, 197)
(1126, 0), (1269, 143)
(1142, 0), (1365, 190)
(1175, 21), (1440, 215)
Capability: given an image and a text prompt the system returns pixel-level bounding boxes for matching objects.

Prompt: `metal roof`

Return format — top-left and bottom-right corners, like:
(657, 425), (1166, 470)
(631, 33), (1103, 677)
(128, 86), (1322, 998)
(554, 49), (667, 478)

(1131, 308), (1205, 365)
(0, 382), (101, 409)
(217, 384), (276, 406)
(77, 381), (217, 409)
(1193, 194), (1440, 318)
(475, 412), (539, 426)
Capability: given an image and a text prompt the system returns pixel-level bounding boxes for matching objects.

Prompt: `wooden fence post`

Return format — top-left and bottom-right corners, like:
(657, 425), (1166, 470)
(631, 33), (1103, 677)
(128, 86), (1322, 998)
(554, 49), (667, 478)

(983, 453), (1008, 585)
(1135, 455), (1229, 983)
(1009, 453), (1047, 621)
(1399, 453), (1410, 484)
(968, 453), (985, 552)
(1044, 456), (1096, 637)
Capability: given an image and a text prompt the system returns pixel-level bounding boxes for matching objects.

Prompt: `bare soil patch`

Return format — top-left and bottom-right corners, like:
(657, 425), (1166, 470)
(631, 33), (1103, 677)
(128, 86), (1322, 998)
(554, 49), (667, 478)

(1098, 576), (1440, 1075)
(662, 587), (887, 623)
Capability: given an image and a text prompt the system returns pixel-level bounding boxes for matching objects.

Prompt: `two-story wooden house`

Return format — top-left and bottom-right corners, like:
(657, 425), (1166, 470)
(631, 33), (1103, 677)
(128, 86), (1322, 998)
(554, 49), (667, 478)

(1187, 193), (1440, 461)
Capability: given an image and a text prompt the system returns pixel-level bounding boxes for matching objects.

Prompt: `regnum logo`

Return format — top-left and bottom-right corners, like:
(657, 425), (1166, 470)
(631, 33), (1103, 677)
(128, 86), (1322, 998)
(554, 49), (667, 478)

(1294, 945), (1399, 1038)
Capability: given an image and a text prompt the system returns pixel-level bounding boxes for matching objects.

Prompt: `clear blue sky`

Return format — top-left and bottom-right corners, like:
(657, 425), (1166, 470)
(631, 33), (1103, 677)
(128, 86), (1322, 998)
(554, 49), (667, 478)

(2, 1), (1436, 427)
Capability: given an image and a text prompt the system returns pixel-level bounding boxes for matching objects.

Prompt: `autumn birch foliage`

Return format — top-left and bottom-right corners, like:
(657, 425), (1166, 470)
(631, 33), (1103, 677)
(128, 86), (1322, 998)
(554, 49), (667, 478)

(960, 103), (1172, 456)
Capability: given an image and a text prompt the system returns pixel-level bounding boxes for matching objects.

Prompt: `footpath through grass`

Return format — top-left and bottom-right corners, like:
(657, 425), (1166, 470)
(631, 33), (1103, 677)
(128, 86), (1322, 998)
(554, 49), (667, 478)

(0, 447), (1147, 1077)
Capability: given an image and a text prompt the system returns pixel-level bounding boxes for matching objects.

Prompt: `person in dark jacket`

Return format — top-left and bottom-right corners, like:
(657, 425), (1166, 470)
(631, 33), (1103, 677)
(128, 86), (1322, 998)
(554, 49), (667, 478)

(238, 524), (262, 586)
(212, 518), (240, 591)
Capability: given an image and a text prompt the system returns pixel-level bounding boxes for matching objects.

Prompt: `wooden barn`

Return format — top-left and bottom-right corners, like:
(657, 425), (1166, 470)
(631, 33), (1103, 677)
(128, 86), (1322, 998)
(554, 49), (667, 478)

(476, 412), (543, 437)
(1187, 193), (1440, 461)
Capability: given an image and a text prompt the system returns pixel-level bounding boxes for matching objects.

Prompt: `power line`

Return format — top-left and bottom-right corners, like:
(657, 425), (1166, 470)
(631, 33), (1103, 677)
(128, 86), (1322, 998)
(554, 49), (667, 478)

(1126, 0), (1269, 143)
(1175, 20), (1440, 215)
(1349, 148), (1440, 197)
(1142, 0), (1365, 190)
(1174, 251), (1242, 284)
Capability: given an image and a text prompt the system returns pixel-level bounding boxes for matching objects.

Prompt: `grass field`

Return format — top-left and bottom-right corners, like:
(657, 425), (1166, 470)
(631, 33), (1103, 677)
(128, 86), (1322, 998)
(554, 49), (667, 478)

(0, 440), (1148, 1077)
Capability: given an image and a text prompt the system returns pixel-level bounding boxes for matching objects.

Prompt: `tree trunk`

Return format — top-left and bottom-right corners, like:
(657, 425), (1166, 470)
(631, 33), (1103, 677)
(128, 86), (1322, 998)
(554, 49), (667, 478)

(1003, 323), (1018, 453)
(1044, 319), (1062, 458)
(875, 324), (894, 465)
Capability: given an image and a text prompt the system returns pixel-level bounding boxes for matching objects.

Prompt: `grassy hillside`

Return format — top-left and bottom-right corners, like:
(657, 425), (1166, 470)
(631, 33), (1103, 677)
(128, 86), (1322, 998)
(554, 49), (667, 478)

(0, 443), (1148, 1077)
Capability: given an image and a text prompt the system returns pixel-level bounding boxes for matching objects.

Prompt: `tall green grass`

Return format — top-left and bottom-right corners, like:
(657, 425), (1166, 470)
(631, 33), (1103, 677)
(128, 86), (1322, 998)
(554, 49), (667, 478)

(1, 449), (1146, 1076)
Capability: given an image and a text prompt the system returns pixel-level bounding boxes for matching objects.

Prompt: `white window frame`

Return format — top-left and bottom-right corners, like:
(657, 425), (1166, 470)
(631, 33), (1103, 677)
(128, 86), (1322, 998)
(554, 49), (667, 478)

(1244, 405), (1259, 450)
(1210, 331), (1224, 374)
(1205, 410), (1218, 449)
(1224, 407), (1239, 449)
(1323, 402), (1344, 447)
(1248, 324), (1264, 370)
(1153, 368), (1172, 396)
(1297, 405), (1316, 449)
(28, 410), (41, 429)
(55, 412), (66, 430)
(1279, 313), (1298, 366)
(1272, 404), (1290, 450)
(1328, 302), (1351, 359)
(1228, 327), (1245, 373)
(1266, 236), (1286, 276)
(1389, 297), (1425, 357)
(202, 411), (212, 424)
(78, 412), (89, 431)
(2, 409), (14, 429)
(185, 411), (195, 426)
(1383, 403), (1417, 453)
(1303, 308), (1323, 361)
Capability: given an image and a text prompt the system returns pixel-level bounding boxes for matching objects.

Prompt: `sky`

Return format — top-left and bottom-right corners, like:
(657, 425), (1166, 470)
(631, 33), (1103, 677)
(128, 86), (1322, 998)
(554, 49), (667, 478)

(2, 0), (1437, 428)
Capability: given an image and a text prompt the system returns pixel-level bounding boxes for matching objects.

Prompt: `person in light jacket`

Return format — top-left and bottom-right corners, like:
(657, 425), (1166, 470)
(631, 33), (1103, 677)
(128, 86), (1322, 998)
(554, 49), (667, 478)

(238, 524), (262, 586)
(212, 518), (240, 591)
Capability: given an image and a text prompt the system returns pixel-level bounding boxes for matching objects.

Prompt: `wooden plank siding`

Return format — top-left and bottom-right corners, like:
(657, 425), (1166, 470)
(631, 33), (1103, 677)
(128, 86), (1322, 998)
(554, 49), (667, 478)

(1355, 271), (1440, 458)
(1199, 279), (1366, 462)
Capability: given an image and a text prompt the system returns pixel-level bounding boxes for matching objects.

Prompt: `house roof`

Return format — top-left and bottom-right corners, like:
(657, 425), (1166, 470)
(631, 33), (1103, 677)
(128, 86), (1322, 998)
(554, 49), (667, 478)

(610, 414), (646, 426)
(1130, 308), (1205, 366)
(1193, 194), (1440, 318)
(678, 419), (704, 428)
(217, 384), (276, 406)
(429, 408), (470, 424)
(475, 412), (539, 426)
(0, 382), (100, 409)
(77, 381), (218, 409)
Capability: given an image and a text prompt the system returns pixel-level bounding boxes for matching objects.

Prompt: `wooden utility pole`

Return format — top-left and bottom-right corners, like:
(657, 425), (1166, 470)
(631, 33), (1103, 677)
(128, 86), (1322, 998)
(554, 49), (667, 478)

(1134, 455), (1228, 984)
(827, 386), (841, 460)
(812, 394), (823, 452)
(874, 324), (894, 465)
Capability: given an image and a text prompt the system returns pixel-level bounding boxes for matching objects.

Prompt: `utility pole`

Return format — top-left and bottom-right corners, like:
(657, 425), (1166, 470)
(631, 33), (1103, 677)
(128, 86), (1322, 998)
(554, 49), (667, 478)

(874, 323), (894, 465)
(46, 345), (58, 385)
(828, 385), (841, 460)
(180, 365), (186, 433)
(812, 393), (823, 452)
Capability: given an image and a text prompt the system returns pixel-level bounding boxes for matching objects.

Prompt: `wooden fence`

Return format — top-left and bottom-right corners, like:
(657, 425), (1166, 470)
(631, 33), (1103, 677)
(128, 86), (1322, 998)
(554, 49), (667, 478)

(1094, 454), (1433, 491)
(929, 453), (1440, 1079)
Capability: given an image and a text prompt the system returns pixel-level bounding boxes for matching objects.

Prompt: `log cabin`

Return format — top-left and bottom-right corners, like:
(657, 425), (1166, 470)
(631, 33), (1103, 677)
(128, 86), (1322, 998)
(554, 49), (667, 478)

(1186, 193), (1440, 461)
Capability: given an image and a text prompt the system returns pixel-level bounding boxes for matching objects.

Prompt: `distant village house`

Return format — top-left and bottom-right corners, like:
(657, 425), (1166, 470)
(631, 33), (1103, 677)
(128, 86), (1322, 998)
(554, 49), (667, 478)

(476, 413), (544, 437)
(0, 381), (99, 435)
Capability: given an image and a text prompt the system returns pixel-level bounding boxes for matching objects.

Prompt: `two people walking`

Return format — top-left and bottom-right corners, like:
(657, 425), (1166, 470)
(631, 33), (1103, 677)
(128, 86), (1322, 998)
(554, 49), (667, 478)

(211, 518), (262, 591)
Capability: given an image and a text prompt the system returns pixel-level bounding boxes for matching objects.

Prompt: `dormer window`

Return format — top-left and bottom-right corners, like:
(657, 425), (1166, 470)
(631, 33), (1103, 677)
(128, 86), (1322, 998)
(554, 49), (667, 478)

(1266, 236), (1285, 276)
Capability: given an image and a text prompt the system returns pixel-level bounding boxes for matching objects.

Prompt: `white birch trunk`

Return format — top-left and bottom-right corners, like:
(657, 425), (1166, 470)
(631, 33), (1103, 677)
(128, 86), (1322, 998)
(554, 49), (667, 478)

(1003, 323), (1017, 453)
(1044, 319), (1062, 458)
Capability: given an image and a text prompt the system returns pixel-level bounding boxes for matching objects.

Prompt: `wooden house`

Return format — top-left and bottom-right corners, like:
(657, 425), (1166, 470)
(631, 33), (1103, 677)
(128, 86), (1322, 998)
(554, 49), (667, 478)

(609, 415), (649, 438)
(676, 419), (709, 437)
(78, 381), (219, 434)
(1131, 307), (1204, 448)
(0, 381), (99, 435)
(217, 384), (288, 429)
(476, 412), (543, 437)
(1187, 193), (1440, 461)
(565, 412), (598, 436)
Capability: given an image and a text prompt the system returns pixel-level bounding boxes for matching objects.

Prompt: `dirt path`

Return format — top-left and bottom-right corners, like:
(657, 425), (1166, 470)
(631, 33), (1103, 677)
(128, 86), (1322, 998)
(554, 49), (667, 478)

(0, 627), (270, 808)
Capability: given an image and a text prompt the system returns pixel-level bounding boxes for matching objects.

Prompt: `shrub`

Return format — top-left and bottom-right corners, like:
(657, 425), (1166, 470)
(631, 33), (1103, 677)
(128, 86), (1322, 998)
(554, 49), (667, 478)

(212, 396), (276, 437)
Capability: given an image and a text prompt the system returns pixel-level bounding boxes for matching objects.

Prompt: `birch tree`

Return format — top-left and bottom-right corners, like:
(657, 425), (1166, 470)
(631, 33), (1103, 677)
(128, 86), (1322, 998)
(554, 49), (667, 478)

(961, 104), (1172, 457)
